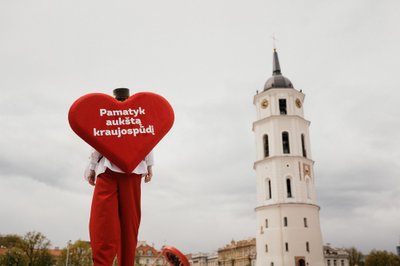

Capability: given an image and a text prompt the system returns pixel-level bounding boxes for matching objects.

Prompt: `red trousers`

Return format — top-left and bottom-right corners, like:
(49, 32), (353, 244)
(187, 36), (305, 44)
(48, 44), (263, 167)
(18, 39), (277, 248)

(90, 168), (142, 266)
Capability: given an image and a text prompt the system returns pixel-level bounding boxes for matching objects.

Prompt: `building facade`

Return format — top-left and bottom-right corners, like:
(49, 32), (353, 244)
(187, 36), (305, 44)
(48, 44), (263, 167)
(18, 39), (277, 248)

(218, 239), (256, 266)
(189, 239), (255, 266)
(253, 49), (325, 266)
(136, 241), (166, 266)
(323, 245), (350, 266)
(190, 252), (218, 266)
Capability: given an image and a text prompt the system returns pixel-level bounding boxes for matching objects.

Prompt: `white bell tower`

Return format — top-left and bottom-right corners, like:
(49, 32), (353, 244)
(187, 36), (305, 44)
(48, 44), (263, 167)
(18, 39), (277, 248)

(253, 49), (324, 266)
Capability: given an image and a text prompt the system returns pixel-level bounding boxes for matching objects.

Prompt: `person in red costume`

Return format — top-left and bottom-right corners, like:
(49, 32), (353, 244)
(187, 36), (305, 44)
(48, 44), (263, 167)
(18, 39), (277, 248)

(84, 88), (154, 266)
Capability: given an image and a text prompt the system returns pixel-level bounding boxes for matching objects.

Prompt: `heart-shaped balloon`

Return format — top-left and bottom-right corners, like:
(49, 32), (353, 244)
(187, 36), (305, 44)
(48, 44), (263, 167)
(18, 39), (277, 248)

(68, 92), (174, 173)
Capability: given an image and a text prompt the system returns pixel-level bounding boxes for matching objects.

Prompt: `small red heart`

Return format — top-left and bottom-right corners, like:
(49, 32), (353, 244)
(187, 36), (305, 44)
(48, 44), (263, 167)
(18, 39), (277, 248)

(68, 92), (174, 173)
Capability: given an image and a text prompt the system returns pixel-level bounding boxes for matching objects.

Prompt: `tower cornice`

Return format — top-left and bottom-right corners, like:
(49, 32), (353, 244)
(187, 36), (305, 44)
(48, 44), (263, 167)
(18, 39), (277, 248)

(253, 88), (304, 105)
(255, 202), (321, 211)
(253, 155), (315, 170)
(252, 115), (310, 131)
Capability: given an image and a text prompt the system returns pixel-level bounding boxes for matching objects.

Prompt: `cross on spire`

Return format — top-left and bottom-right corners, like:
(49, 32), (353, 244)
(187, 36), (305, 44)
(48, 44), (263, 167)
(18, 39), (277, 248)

(271, 33), (278, 50)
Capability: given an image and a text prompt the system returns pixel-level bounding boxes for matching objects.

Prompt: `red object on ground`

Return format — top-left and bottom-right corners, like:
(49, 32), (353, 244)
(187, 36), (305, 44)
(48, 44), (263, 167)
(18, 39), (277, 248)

(89, 169), (142, 266)
(68, 92), (174, 173)
(162, 246), (190, 266)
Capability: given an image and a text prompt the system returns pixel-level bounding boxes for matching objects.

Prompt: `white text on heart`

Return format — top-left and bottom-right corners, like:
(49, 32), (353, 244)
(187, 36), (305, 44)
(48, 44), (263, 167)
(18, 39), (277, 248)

(99, 107), (145, 117)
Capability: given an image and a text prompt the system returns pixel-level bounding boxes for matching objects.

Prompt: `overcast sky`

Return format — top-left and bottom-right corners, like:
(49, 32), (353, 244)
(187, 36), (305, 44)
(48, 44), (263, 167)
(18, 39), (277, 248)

(1, 0), (399, 255)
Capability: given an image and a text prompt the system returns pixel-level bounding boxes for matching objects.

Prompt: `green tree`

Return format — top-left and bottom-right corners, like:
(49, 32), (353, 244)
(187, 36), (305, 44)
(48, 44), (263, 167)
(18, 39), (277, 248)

(57, 240), (92, 266)
(345, 247), (364, 266)
(365, 250), (400, 266)
(0, 234), (25, 249)
(0, 247), (28, 266)
(19, 231), (55, 266)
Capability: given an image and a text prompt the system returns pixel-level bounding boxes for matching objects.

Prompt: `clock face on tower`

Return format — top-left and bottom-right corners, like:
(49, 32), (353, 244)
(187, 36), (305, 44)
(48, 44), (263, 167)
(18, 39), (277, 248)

(295, 98), (302, 108)
(261, 99), (269, 109)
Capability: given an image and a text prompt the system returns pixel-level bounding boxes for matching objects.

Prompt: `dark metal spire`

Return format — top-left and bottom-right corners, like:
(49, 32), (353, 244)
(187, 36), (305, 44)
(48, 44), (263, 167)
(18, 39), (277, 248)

(264, 48), (294, 90)
(272, 48), (281, 75)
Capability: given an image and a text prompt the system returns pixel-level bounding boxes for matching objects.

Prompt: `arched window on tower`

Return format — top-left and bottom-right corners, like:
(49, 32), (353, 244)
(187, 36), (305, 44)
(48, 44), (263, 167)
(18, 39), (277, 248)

(301, 134), (307, 157)
(279, 99), (287, 115)
(265, 178), (272, 200)
(286, 178), (292, 198)
(306, 242), (310, 252)
(282, 132), (290, 154)
(263, 134), (269, 157)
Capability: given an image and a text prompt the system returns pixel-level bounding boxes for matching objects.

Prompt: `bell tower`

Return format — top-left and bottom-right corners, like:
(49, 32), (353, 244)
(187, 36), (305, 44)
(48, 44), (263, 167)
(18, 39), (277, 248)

(253, 49), (324, 266)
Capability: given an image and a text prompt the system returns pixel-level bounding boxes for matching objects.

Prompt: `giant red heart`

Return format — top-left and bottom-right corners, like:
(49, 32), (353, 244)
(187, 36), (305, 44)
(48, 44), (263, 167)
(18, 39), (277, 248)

(68, 92), (174, 173)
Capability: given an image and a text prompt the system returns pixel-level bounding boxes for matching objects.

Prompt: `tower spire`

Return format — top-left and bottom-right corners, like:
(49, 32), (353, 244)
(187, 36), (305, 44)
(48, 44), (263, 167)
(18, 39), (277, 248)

(272, 49), (282, 75)
(264, 48), (293, 90)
